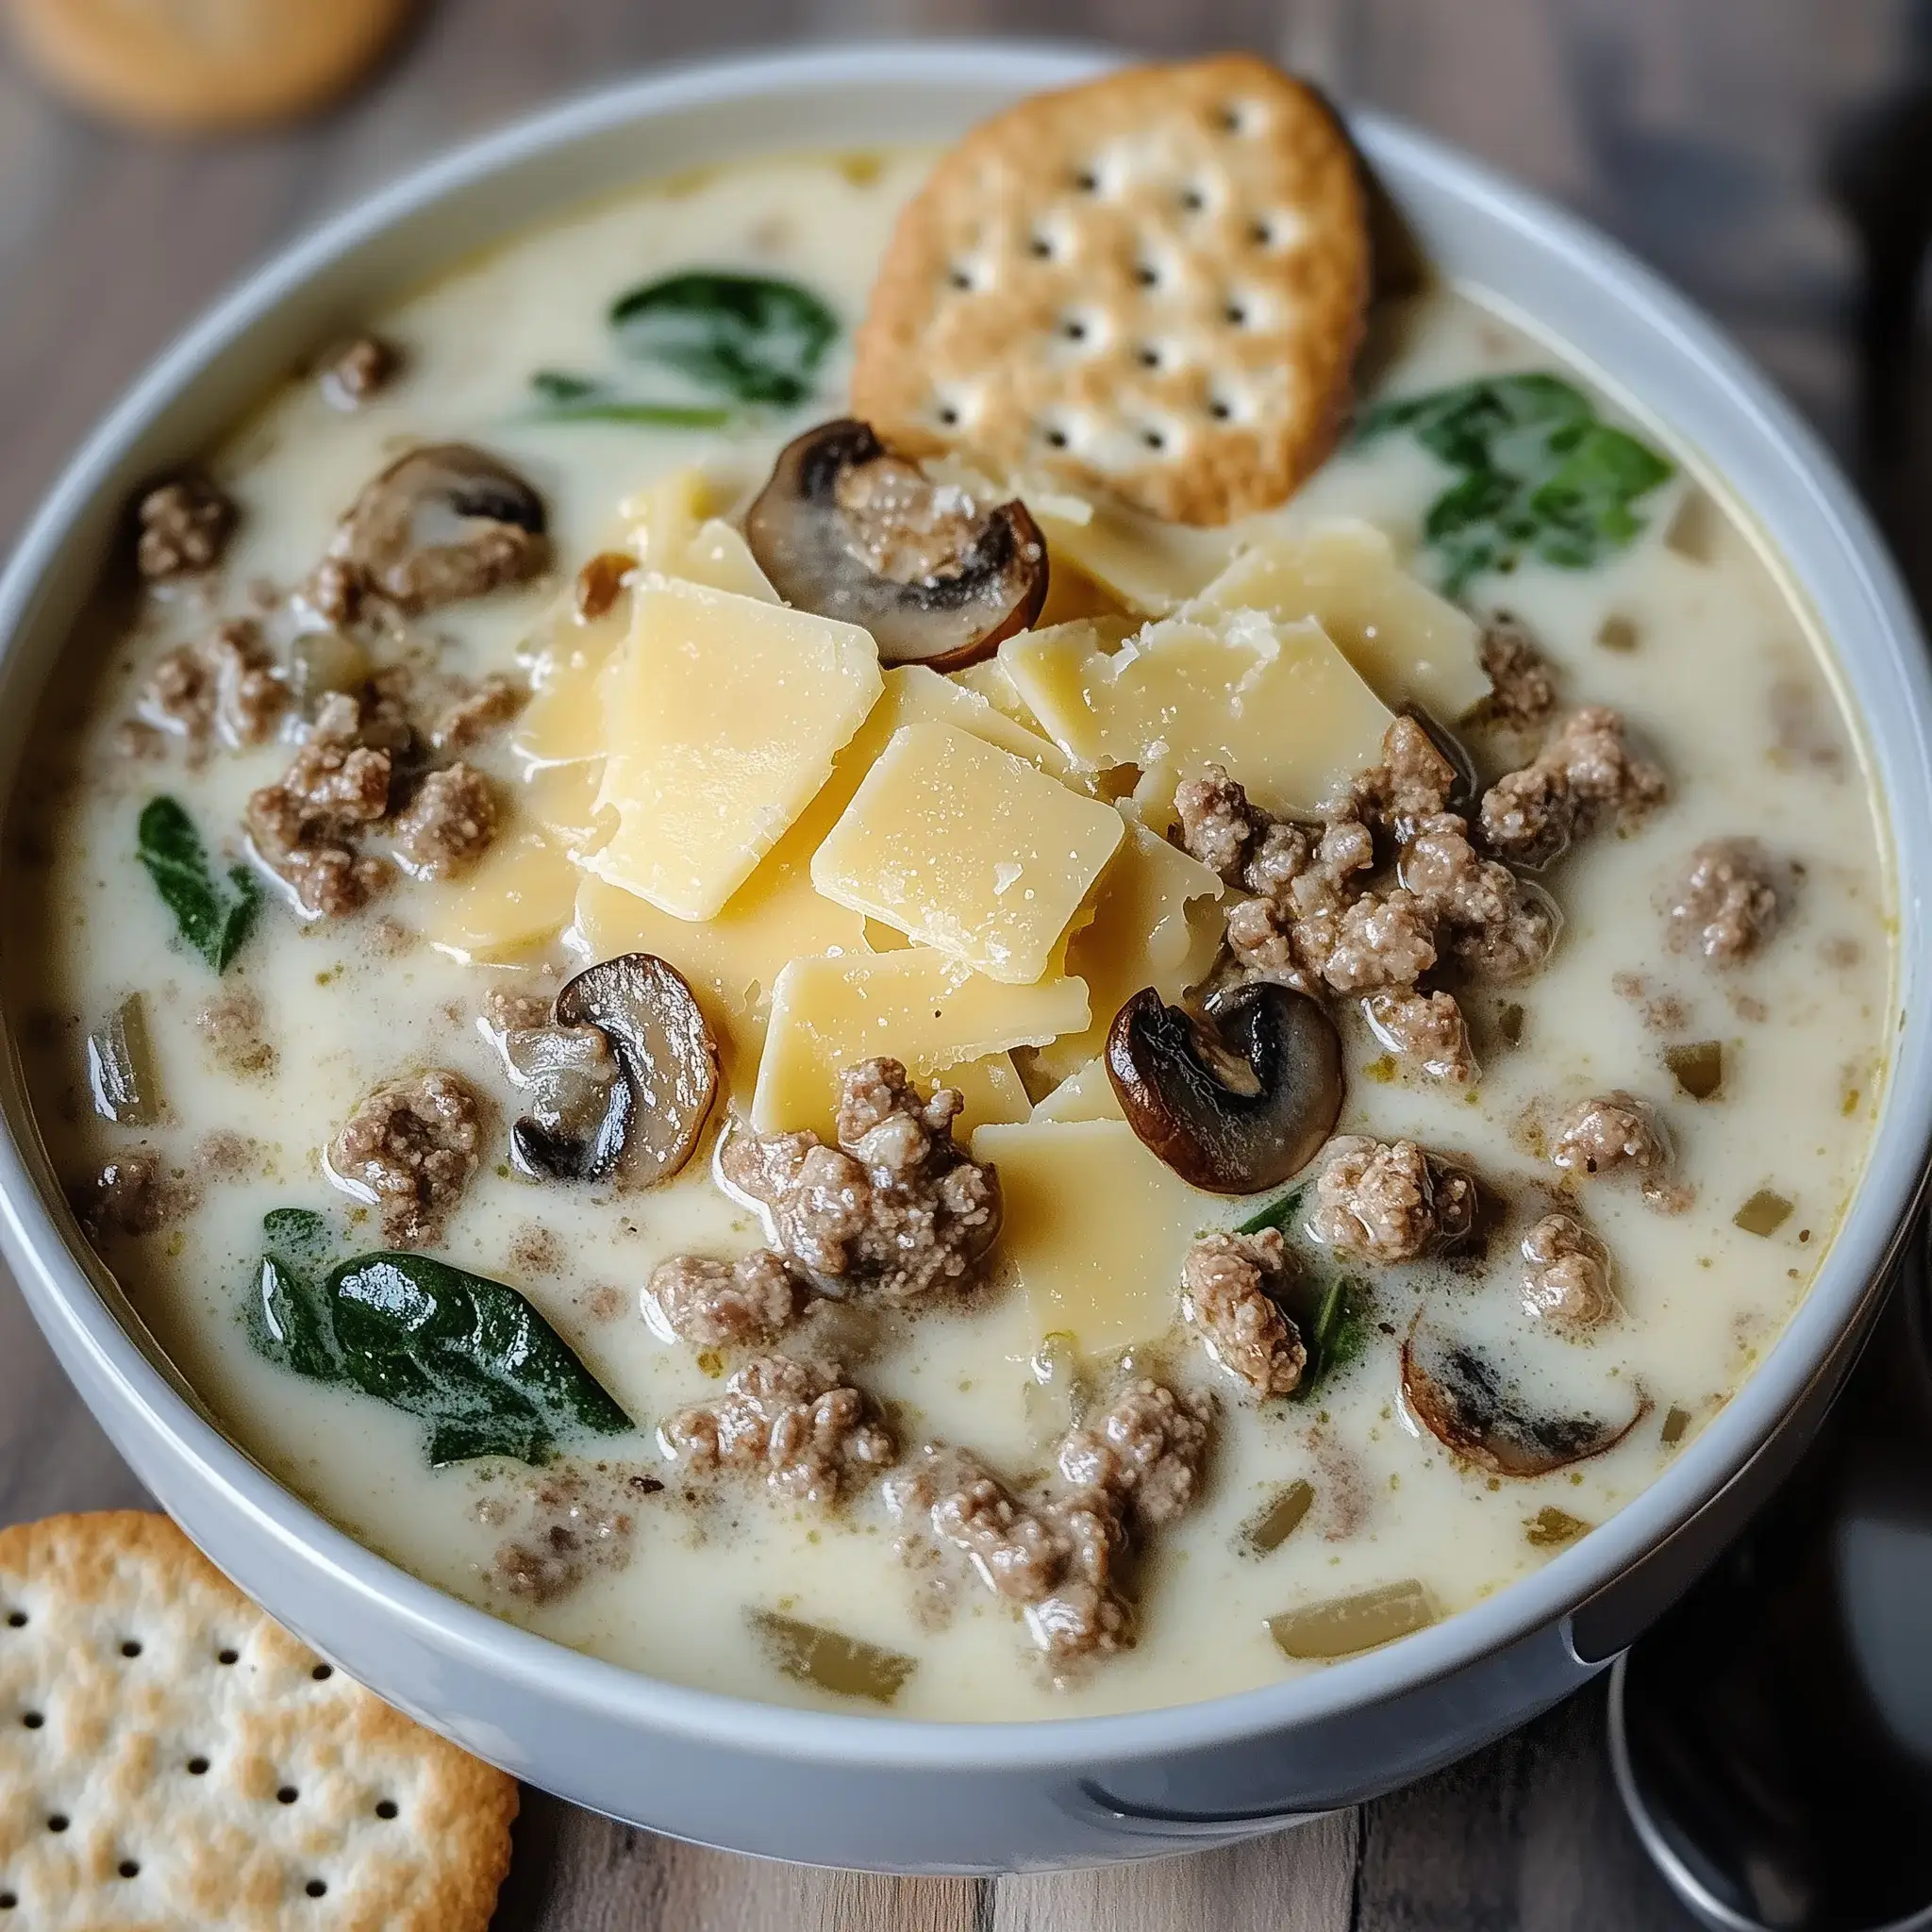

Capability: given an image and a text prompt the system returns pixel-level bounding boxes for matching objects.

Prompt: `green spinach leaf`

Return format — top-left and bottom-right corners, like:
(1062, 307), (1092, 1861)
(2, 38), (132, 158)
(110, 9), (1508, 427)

(137, 796), (260, 974)
(1236, 1186), (1307, 1239)
(242, 1218), (633, 1467)
(608, 271), (839, 408)
(527, 369), (733, 427)
(1355, 373), (1674, 596)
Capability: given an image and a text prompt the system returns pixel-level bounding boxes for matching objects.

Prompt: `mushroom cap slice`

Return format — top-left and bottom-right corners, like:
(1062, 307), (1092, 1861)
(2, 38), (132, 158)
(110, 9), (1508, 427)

(331, 442), (549, 612)
(506, 1022), (632, 1185)
(1106, 983), (1344, 1194)
(1401, 1315), (1650, 1477)
(744, 419), (1048, 670)
(555, 954), (719, 1188)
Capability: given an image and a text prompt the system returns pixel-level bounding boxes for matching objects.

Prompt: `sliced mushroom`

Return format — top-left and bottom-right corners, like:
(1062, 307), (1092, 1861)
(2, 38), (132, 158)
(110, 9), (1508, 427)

(744, 419), (1047, 669)
(555, 954), (719, 1188)
(505, 1022), (631, 1183)
(1401, 1315), (1650, 1477)
(327, 443), (549, 613)
(1107, 983), (1344, 1193)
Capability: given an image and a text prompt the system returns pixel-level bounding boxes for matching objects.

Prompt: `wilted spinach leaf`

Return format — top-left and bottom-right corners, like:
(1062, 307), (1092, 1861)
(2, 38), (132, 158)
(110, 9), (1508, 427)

(527, 369), (733, 428)
(242, 1217), (633, 1467)
(1225, 1186), (1369, 1401)
(1355, 373), (1674, 596)
(137, 796), (260, 974)
(1236, 1186), (1307, 1240)
(608, 272), (839, 408)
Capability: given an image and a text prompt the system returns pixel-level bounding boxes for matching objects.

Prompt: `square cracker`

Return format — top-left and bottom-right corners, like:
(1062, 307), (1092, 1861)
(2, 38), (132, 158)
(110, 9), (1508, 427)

(852, 55), (1371, 526)
(0, 1511), (516, 1930)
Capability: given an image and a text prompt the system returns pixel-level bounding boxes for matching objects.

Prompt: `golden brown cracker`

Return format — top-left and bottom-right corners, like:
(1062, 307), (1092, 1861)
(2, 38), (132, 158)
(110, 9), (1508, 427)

(0, 1511), (516, 1930)
(851, 55), (1372, 526)
(7, 0), (408, 135)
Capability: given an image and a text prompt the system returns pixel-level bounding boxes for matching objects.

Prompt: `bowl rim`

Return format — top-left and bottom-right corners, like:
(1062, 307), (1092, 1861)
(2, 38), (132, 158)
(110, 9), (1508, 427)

(3, 37), (1929, 1774)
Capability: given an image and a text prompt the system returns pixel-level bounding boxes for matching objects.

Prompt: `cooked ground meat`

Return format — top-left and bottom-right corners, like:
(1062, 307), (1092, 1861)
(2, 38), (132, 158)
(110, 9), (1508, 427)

(138, 621), (285, 758)
(1551, 1091), (1688, 1211)
(308, 557), (361, 626)
(659, 1354), (895, 1504)
(391, 763), (497, 879)
(74, 1148), (167, 1238)
(195, 984), (275, 1076)
(136, 478), (234, 579)
(320, 335), (399, 409)
(1310, 1135), (1476, 1264)
(327, 1068), (483, 1247)
(1180, 1228), (1307, 1396)
(487, 1463), (658, 1607)
(1364, 989), (1475, 1084)
(483, 985), (556, 1034)
(718, 1058), (1001, 1303)
(644, 1250), (810, 1349)
(1664, 839), (1784, 964)
(1475, 613), (1557, 735)
(1480, 706), (1668, 866)
(1351, 715), (1458, 836)
(1057, 1378), (1214, 1528)
(1520, 1212), (1618, 1331)
(1399, 813), (1556, 982)
(245, 693), (397, 917)
(430, 674), (526, 751)
(1174, 765), (1261, 884)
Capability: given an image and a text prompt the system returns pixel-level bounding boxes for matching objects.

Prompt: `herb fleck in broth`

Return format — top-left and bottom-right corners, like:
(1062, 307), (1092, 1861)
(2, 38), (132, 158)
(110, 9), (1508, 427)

(1, 146), (1891, 1722)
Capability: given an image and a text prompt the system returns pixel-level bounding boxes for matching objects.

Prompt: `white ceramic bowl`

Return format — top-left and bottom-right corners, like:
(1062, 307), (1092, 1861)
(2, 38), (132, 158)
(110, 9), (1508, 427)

(2, 43), (1929, 1874)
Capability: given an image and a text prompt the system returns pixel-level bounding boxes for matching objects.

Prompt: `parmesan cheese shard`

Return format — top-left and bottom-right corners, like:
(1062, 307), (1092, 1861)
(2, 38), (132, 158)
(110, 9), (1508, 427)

(1029, 1057), (1124, 1123)
(1187, 519), (1487, 721)
(1031, 496), (1237, 616)
(970, 1119), (1231, 1348)
(811, 720), (1125, 985)
(946, 1052), (1034, 1135)
(418, 827), (579, 963)
(999, 608), (1394, 817)
(589, 578), (882, 921)
(754, 948), (1090, 1138)
(1035, 818), (1224, 1082)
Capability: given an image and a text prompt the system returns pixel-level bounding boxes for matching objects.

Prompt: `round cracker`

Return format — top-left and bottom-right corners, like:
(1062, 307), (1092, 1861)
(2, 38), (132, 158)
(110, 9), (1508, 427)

(7, 0), (408, 135)
(852, 55), (1372, 526)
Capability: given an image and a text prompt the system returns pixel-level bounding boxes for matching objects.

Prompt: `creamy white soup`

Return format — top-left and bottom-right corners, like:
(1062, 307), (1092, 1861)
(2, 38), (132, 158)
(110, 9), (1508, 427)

(3, 141), (1891, 1723)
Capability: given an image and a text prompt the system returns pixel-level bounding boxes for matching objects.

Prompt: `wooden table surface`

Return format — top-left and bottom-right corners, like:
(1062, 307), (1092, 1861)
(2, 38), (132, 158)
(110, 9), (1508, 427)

(2, 2), (1924, 1924)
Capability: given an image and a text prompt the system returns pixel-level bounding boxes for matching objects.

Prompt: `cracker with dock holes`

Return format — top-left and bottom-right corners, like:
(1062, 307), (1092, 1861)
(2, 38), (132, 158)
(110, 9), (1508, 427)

(851, 54), (1372, 526)
(0, 1511), (516, 1930)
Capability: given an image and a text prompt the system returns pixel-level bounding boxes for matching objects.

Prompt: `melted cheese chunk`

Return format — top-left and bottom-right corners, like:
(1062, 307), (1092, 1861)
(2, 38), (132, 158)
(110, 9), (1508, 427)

(999, 610), (1393, 817)
(1190, 520), (1487, 721)
(753, 949), (1089, 1138)
(416, 829), (579, 963)
(590, 579), (881, 921)
(812, 721), (1125, 985)
(1031, 496), (1236, 616)
(1036, 819), (1224, 1082)
(945, 1053), (1033, 1137)
(971, 1120), (1230, 1348)
(1028, 1058), (1124, 1123)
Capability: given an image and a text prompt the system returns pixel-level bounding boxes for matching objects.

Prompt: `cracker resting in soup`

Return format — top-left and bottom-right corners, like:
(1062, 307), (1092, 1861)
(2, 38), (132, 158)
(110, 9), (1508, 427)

(4, 95), (1892, 1722)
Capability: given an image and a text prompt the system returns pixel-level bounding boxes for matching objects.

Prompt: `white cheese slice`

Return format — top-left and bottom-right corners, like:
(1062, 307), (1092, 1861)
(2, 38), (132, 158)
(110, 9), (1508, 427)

(971, 1119), (1232, 1348)
(417, 829), (579, 963)
(999, 608), (1394, 817)
(811, 721), (1125, 985)
(589, 578), (882, 922)
(1028, 1058), (1124, 1123)
(946, 1053), (1033, 1137)
(753, 948), (1087, 1139)
(1031, 496), (1238, 616)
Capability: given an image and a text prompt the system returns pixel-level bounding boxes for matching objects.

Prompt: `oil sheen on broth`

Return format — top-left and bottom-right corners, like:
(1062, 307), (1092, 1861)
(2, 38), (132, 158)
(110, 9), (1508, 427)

(3, 147), (1891, 1722)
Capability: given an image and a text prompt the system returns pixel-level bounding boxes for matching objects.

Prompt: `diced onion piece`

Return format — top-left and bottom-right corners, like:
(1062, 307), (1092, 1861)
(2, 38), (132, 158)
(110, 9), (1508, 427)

(1733, 1189), (1793, 1237)
(86, 993), (160, 1126)
(1268, 1579), (1438, 1660)
(750, 1611), (915, 1704)
(1524, 1507), (1591, 1549)
(1243, 1480), (1314, 1556)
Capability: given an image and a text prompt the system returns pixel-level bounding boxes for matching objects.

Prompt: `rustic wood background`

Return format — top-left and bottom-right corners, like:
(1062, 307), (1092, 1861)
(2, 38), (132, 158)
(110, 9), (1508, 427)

(4, 1), (1926, 1924)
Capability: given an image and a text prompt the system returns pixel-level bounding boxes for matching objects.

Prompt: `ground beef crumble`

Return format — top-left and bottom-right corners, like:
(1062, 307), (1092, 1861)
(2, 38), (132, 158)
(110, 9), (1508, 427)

(196, 984), (275, 1075)
(484, 1462), (661, 1607)
(136, 479), (234, 580)
(1474, 613), (1557, 738)
(659, 1354), (895, 1504)
(245, 691), (395, 917)
(1480, 706), (1667, 867)
(716, 1058), (1001, 1303)
(319, 335), (400, 409)
(1551, 1091), (1689, 1212)
(1520, 1212), (1618, 1331)
(430, 674), (525, 751)
(327, 1068), (483, 1247)
(1179, 1228), (1306, 1396)
(1664, 839), (1785, 964)
(645, 1250), (811, 1350)
(137, 620), (285, 756)
(1310, 1135), (1476, 1264)
(391, 763), (497, 879)
(74, 1149), (171, 1238)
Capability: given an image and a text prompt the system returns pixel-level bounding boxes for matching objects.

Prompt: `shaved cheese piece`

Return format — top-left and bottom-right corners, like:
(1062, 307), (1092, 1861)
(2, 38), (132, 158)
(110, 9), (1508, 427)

(623, 465), (720, 567)
(1029, 1058), (1124, 1123)
(971, 1120), (1231, 1348)
(812, 721), (1124, 985)
(1189, 520), (1487, 721)
(1000, 609), (1393, 817)
(946, 1054), (1033, 1137)
(680, 518), (779, 602)
(851, 664), (1068, 777)
(417, 829), (578, 963)
(1034, 819), (1224, 1082)
(513, 603), (627, 772)
(520, 759), (611, 858)
(589, 579), (881, 921)
(1032, 497), (1236, 616)
(754, 948), (1088, 1138)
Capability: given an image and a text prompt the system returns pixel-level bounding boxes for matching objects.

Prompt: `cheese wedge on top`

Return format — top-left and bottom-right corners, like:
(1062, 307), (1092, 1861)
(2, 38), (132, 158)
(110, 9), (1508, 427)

(999, 609), (1393, 818)
(753, 947), (1088, 1139)
(811, 720), (1125, 985)
(589, 578), (881, 922)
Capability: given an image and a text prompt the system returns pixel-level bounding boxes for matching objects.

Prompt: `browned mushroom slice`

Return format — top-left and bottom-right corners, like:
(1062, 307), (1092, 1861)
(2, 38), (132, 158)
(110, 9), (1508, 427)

(555, 954), (719, 1187)
(328, 443), (549, 612)
(1401, 1316), (1650, 1477)
(505, 1021), (631, 1184)
(744, 419), (1047, 669)
(1106, 983), (1343, 1194)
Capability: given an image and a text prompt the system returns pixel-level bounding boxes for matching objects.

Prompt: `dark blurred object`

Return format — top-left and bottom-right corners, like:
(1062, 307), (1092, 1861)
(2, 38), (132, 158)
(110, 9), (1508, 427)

(4, 0), (412, 135)
(1611, 1228), (1932, 1931)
